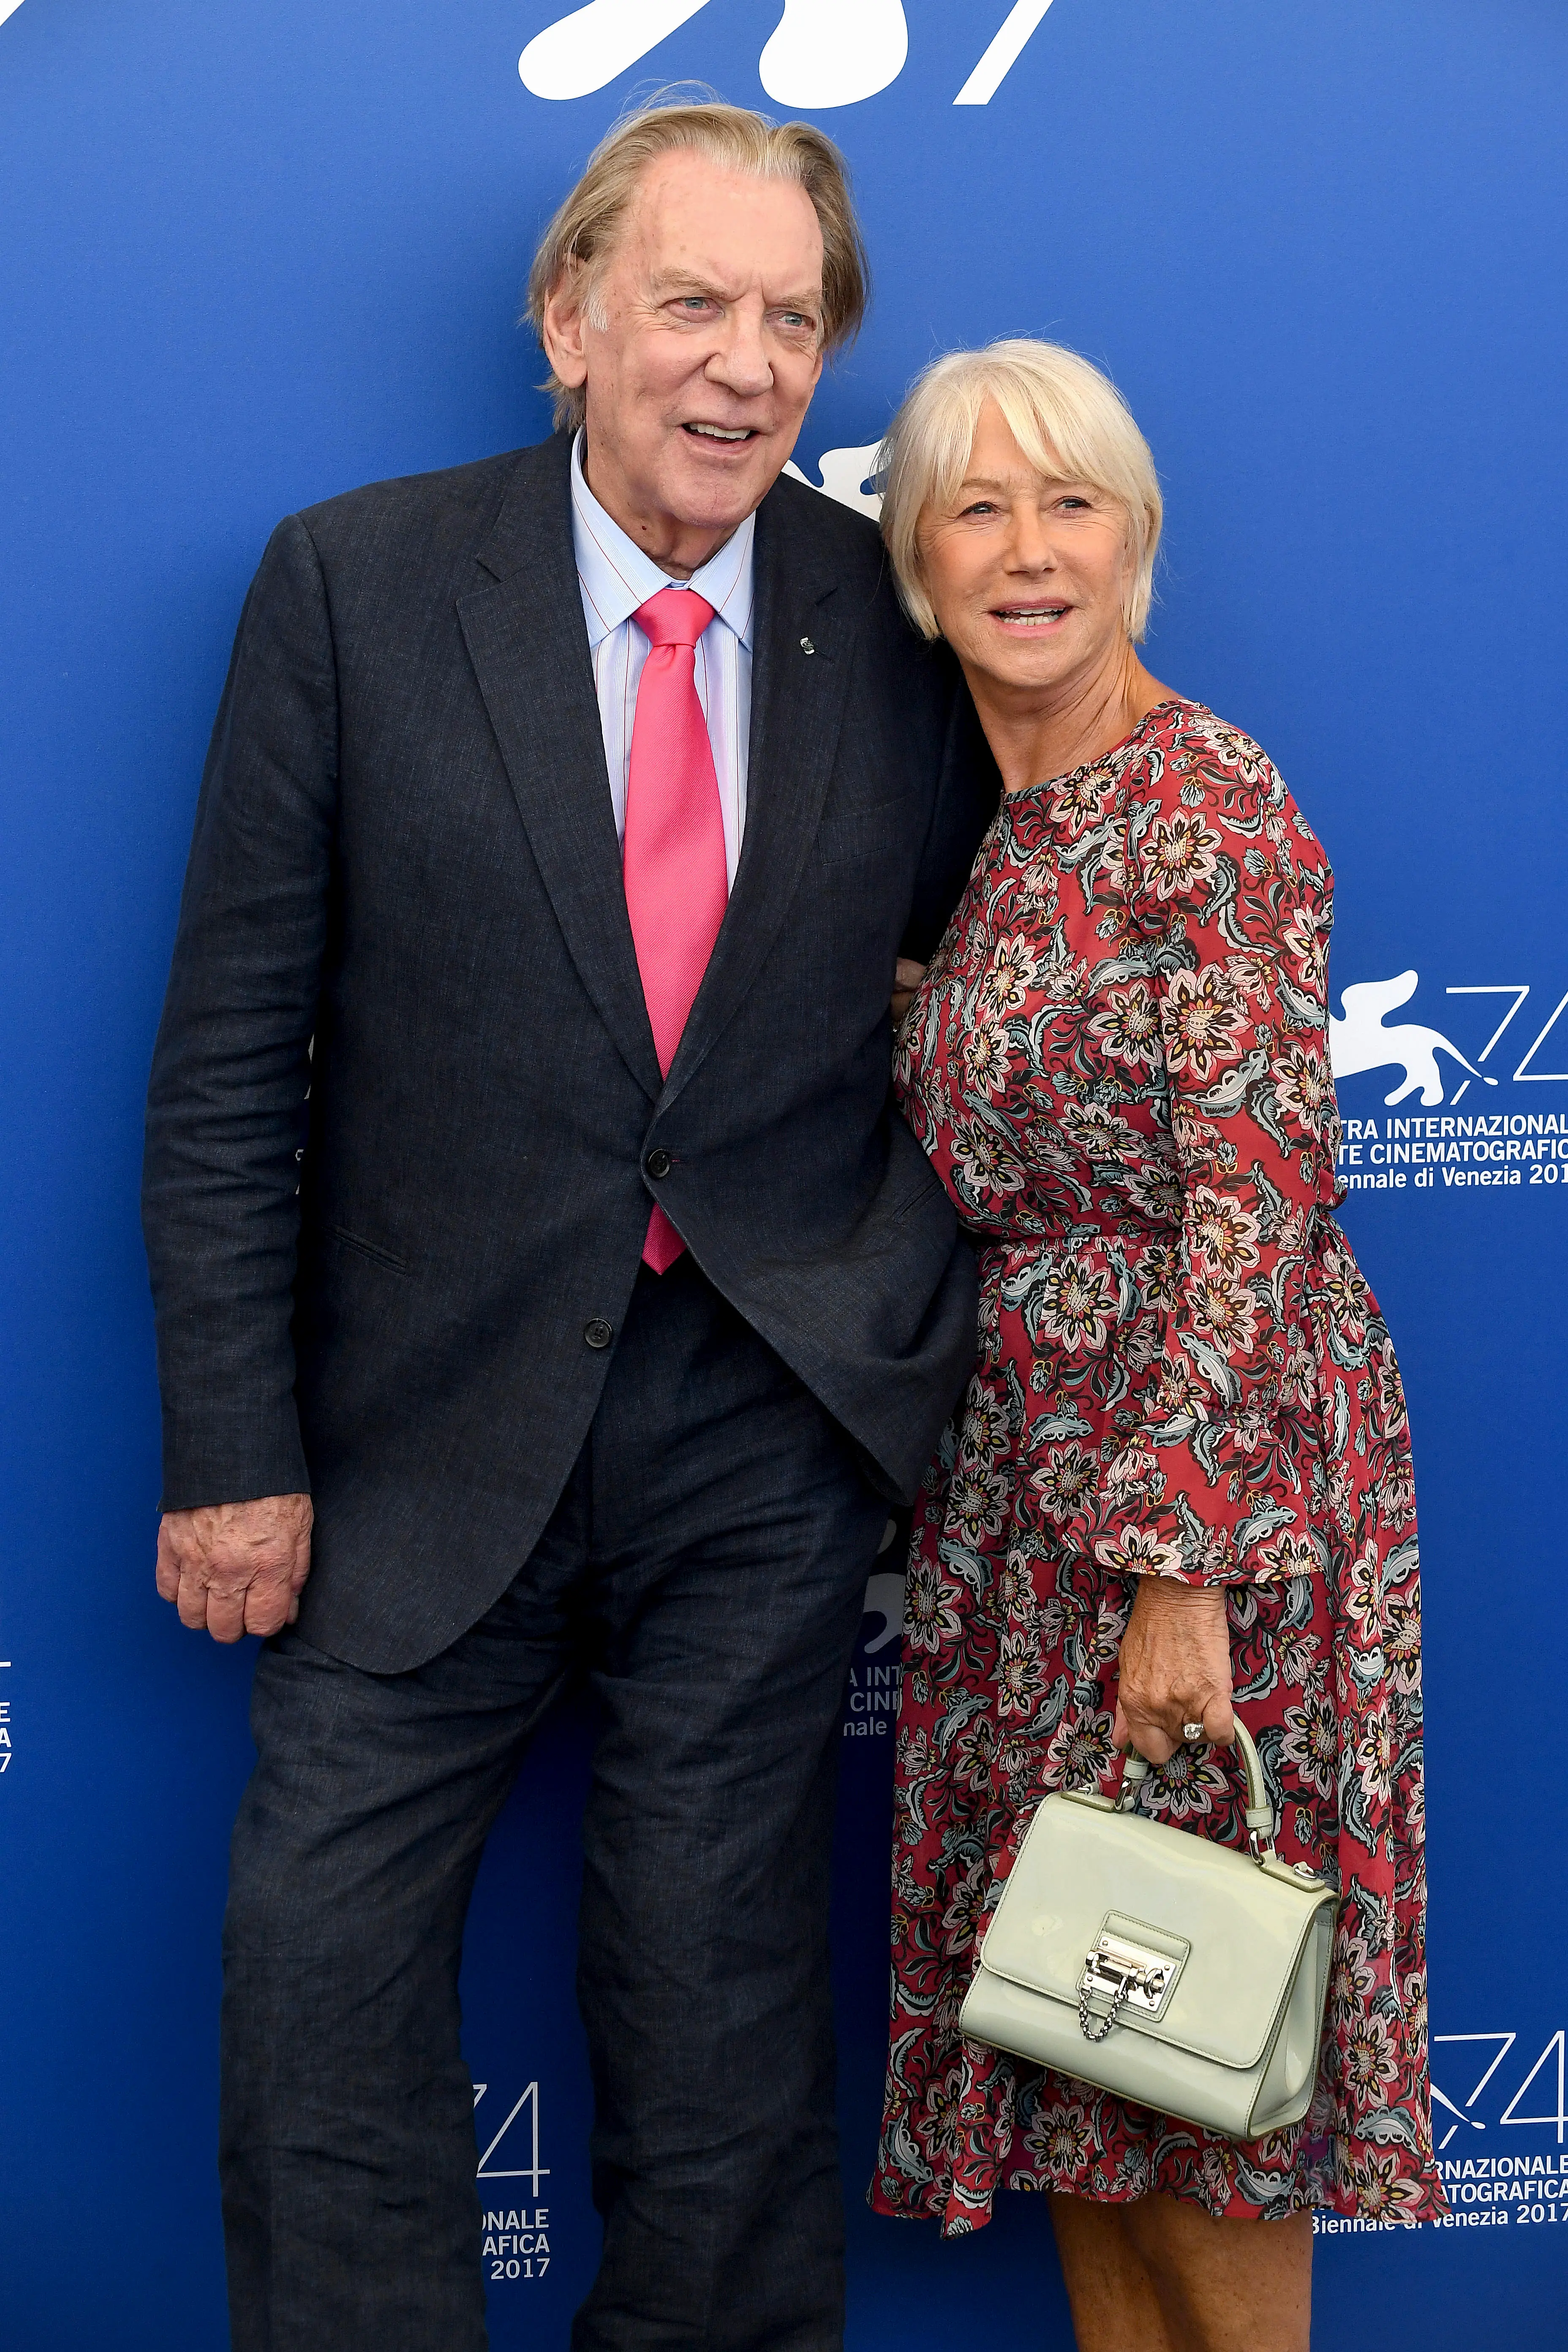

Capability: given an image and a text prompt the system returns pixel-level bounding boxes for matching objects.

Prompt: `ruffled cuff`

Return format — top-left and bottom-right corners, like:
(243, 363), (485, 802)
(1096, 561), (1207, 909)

(1069, 1407), (1326, 1587)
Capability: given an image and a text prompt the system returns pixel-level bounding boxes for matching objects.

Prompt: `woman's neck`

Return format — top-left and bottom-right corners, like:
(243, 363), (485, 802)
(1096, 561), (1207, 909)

(966, 642), (1175, 795)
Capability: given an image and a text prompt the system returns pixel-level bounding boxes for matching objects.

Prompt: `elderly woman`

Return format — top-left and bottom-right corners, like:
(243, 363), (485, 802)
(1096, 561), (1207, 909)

(870, 340), (1443, 2348)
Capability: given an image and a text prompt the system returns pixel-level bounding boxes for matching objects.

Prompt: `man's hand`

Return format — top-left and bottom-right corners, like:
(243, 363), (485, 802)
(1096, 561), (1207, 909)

(155, 1493), (314, 1644)
(891, 958), (928, 1025)
(1111, 1576), (1235, 1764)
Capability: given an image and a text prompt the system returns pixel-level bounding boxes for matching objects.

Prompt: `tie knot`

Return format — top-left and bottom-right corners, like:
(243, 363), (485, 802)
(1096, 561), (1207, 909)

(634, 584), (716, 651)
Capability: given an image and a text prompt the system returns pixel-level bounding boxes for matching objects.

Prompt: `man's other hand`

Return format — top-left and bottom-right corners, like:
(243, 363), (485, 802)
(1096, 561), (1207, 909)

(891, 958), (928, 1026)
(155, 1493), (314, 1643)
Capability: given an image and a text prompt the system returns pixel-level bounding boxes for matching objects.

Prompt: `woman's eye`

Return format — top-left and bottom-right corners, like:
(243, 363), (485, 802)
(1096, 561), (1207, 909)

(1057, 495), (1091, 512)
(962, 501), (999, 518)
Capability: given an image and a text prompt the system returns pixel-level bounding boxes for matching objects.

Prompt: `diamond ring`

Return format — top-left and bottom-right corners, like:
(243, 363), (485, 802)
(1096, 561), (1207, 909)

(1181, 1721), (1205, 1742)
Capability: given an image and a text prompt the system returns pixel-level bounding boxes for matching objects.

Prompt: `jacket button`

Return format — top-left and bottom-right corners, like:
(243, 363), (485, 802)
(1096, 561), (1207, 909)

(646, 1148), (672, 1179)
(583, 1318), (614, 1350)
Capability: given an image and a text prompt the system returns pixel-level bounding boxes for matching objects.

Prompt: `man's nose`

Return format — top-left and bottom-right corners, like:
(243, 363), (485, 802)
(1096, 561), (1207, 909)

(708, 304), (775, 398)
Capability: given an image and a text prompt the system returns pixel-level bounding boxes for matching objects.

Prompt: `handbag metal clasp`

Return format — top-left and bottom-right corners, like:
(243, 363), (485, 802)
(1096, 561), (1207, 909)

(1076, 1933), (1174, 2044)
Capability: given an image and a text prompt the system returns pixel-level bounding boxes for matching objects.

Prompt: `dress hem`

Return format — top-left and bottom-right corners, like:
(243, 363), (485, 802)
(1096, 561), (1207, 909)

(869, 2163), (1451, 2238)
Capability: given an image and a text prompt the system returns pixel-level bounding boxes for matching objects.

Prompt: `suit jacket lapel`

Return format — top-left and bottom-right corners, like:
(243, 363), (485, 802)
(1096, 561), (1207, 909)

(457, 437), (662, 1102)
(659, 483), (859, 1111)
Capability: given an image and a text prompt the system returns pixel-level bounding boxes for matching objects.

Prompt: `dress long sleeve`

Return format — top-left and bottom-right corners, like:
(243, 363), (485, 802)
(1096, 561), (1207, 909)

(1078, 724), (1342, 1587)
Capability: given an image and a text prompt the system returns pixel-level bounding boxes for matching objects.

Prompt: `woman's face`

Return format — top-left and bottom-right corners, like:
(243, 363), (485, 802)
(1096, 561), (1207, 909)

(916, 399), (1133, 698)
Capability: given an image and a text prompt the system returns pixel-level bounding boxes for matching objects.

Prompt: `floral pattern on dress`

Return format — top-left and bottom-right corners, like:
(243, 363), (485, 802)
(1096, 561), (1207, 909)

(873, 700), (1445, 2233)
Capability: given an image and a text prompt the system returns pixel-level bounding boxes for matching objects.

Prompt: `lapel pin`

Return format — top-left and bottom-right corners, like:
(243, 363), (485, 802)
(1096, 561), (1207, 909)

(799, 635), (816, 655)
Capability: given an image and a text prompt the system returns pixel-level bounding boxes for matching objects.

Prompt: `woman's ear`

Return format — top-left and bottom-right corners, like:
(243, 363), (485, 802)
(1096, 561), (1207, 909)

(1119, 528), (1141, 640)
(915, 554), (947, 644)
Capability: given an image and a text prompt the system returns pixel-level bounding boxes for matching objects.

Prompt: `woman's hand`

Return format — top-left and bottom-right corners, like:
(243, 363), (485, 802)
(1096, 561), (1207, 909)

(891, 958), (927, 1024)
(1112, 1577), (1235, 1764)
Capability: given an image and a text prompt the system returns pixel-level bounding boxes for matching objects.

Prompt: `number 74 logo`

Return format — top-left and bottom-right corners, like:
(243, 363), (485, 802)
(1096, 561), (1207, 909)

(472, 2079), (549, 2191)
(1434, 2033), (1567, 2148)
(521, 0), (1058, 109)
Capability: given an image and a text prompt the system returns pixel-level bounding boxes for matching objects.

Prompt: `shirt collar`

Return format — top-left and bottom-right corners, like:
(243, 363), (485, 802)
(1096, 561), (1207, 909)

(569, 430), (755, 653)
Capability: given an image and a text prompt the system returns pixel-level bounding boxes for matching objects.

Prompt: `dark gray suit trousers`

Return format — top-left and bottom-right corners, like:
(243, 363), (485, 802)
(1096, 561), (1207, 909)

(219, 1257), (890, 2352)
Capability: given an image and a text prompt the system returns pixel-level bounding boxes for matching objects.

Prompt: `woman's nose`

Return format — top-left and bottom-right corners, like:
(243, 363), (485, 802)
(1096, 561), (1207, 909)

(1006, 517), (1058, 572)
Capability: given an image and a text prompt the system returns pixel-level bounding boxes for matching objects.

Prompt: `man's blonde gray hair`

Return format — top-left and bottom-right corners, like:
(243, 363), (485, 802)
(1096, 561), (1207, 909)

(526, 96), (869, 434)
(878, 339), (1164, 642)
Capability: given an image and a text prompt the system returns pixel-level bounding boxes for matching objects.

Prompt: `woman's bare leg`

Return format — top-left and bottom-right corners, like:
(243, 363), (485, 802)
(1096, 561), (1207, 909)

(1123, 2196), (1312, 2352)
(1048, 2194), (1179, 2352)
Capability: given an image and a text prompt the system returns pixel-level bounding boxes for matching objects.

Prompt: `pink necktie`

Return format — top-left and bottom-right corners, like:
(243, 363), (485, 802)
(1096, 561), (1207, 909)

(623, 585), (728, 1273)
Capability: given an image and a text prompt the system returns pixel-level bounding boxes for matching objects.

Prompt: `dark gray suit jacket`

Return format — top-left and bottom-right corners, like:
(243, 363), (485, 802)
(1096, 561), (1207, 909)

(143, 431), (996, 1669)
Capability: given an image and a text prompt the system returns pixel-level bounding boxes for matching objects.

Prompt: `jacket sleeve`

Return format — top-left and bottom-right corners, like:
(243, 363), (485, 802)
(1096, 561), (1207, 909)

(901, 651), (1000, 963)
(1079, 730), (1341, 1587)
(141, 516), (338, 1510)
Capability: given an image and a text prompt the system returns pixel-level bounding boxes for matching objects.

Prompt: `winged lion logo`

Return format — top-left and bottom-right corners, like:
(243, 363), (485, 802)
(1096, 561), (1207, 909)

(1328, 972), (1494, 1108)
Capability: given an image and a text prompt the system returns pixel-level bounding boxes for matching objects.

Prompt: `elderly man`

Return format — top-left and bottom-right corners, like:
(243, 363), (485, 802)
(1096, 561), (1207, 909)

(143, 101), (991, 2352)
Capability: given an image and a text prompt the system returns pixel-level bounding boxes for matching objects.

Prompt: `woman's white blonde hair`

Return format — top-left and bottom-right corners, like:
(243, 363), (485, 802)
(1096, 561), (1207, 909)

(878, 338), (1163, 642)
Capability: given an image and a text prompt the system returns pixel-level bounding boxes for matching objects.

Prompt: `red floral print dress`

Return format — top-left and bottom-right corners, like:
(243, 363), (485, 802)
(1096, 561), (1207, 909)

(873, 700), (1445, 2233)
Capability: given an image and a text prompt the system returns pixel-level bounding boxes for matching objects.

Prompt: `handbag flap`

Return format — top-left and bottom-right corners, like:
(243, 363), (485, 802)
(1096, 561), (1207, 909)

(977, 1791), (1328, 2072)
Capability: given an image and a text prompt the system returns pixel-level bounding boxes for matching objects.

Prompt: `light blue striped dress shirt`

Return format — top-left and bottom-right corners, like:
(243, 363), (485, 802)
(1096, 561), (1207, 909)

(571, 433), (752, 889)
(569, 430), (756, 891)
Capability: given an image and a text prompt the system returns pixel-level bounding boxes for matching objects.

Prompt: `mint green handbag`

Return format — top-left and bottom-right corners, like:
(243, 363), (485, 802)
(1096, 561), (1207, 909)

(957, 1720), (1338, 2141)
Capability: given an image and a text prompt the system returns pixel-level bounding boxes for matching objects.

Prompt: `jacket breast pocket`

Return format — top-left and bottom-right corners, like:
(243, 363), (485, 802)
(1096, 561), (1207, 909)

(893, 1164), (949, 1223)
(328, 1225), (411, 1276)
(813, 797), (910, 867)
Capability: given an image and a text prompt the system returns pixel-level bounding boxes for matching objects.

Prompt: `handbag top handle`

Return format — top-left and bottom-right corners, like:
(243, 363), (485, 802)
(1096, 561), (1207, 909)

(1117, 1720), (1278, 1861)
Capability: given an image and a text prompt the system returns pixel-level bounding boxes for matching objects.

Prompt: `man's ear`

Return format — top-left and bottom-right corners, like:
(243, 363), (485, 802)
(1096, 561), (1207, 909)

(541, 268), (590, 391)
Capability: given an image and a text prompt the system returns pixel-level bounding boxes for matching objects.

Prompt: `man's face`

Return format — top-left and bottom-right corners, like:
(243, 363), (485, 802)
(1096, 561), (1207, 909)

(543, 151), (827, 571)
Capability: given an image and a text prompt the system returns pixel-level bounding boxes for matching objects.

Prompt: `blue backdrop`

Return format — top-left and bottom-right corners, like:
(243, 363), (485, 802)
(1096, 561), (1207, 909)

(3, 3), (1566, 2344)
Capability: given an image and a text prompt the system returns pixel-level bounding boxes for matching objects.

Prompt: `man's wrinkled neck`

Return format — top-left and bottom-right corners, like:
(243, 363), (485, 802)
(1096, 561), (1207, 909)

(580, 428), (746, 582)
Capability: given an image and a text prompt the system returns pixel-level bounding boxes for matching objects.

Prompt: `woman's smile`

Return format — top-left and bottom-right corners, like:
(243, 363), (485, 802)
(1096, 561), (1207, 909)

(989, 599), (1072, 632)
